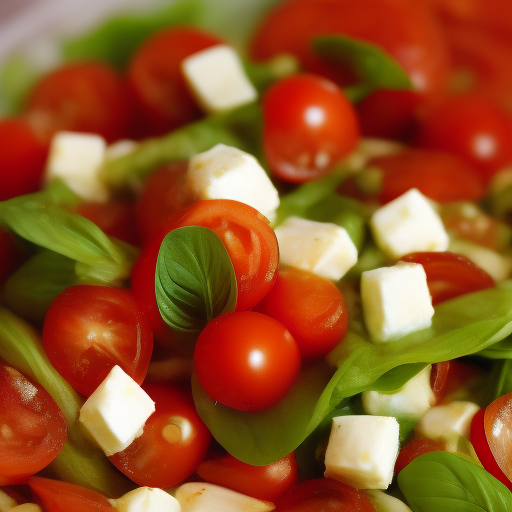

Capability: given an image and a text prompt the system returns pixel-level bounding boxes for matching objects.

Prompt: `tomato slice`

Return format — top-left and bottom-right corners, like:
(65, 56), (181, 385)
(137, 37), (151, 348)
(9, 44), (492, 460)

(394, 438), (445, 475)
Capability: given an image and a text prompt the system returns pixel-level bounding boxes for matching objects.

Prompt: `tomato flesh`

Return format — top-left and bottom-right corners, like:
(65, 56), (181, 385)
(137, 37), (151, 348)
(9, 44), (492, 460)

(394, 438), (445, 475)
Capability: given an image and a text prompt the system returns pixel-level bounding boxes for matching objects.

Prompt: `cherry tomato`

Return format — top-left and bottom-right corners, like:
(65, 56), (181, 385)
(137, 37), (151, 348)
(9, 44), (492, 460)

(430, 360), (482, 403)
(0, 118), (48, 200)
(128, 27), (222, 136)
(400, 252), (494, 305)
(194, 311), (301, 411)
(29, 477), (113, 512)
(0, 364), (67, 485)
(109, 382), (211, 488)
(263, 74), (359, 183)
(197, 452), (298, 503)
(394, 438), (445, 475)
(42, 285), (153, 396)
(256, 267), (349, 360)
(275, 477), (376, 512)
(25, 61), (135, 143)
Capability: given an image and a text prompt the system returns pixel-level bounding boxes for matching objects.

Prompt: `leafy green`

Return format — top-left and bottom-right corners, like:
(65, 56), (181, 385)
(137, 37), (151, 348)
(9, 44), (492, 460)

(478, 336), (512, 359)
(488, 359), (512, 402)
(398, 452), (512, 512)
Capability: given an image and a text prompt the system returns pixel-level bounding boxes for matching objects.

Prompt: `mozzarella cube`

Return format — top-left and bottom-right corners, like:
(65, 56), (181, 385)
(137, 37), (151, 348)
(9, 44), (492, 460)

(362, 365), (435, 419)
(361, 262), (434, 342)
(10, 506), (42, 512)
(365, 490), (412, 512)
(182, 45), (257, 113)
(175, 483), (274, 512)
(188, 144), (279, 221)
(0, 489), (17, 511)
(370, 188), (449, 259)
(324, 415), (400, 489)
(79, 365), (155, 456)
(114, 487), (181, 512)
(275, 216), (358, 280)
(45, 132), (108, 202)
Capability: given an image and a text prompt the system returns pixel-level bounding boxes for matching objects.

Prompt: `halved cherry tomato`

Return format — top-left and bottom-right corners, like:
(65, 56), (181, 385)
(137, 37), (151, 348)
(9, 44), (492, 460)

(394, 437), (445, 475)
(0, 365), (67, 485)
(197, 452), (298, 503)
(430, 360), (482, 403)
(255, 267), (348, 360)
(194, 311), (301, 411)
(109, 382), (211, 488)
(263, 73), (359, 183)
(42, 285), (153, 396)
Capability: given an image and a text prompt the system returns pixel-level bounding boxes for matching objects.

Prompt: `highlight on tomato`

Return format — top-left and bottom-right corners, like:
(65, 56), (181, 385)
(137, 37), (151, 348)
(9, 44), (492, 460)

(42, 285), (153, 396)
(0, 365), (67, 485)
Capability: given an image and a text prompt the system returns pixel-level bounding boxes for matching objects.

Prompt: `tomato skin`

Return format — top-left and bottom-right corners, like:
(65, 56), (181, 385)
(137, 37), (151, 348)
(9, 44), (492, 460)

(394, 438), (445, 475)
(263, 74), (359, 183)
(194, 311), (301, 412)
(0, 365), (67, 485)
(255, 267), (348, 360)
(400, 252), (494, 305)
(197, 452), (298, 503)
(430, 360), (483, 403)
(128, 27), (222, 136)
(109, 382), (211, 488)
(42, 285), (153, 396)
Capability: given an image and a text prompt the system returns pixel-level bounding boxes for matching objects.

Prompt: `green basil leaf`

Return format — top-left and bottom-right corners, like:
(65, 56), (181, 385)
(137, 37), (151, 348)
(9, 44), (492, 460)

(313, 35), (413, 102)
(488, 359), (512, 402)
(398, 452), (512, 512)
(370, 363), (427, 393)
(156, 226), (237, 340)
(478, 336), (512, 359)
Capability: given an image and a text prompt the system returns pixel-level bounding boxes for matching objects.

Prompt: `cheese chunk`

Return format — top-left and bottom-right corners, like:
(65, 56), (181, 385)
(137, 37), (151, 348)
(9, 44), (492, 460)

(361, 262), (434, 342)
(362, 365), (435, 419)
(365, 490), (413, 512)
(188, 144), (279, 221)
(45, 131), (108, 201)
(275, 216), (358, 280)
(10, 506), (42, 512)
(175, 483), (274, 512)
(114, 487), (181, 512)
(324, 415), (400, 490)
(182, 45), (257, 113)
(0, 489), (17, 511)
(79, 365), (155, 456)
(370, 188), (449, 259)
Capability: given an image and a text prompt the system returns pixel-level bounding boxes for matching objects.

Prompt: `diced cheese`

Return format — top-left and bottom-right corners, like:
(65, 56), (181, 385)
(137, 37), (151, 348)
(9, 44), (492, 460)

(370, 188), (449, 259)
(324, 415), (400, 490)
(0, 490), (17, 512)
(365, 490), (413, 512)
(45, 131), (108, 202)
(361, 262), (434, 342)
(275, 216), (358, 281)
(105, 139), (138, 161)
(79, 365), (155, 456)
(174, 483), (274, 512)
(362, 365), (436, 419)
(181, 45), (257, 113)
(113, 487), (181, 512)
(10, 506), (42, 512)
(187, 144), (279, 221)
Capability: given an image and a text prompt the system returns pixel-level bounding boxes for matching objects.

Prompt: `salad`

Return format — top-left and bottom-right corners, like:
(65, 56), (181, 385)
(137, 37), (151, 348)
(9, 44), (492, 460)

(1, 0), (512, 510)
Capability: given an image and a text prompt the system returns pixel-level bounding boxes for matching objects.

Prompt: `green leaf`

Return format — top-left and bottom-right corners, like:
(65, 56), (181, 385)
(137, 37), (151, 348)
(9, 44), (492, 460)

(478, 336), (512, 359)
(488, 359), (512, 402)
(313, 35), (413, 102)
(156, 227), (237, 340)
(398, 452), (512, 512)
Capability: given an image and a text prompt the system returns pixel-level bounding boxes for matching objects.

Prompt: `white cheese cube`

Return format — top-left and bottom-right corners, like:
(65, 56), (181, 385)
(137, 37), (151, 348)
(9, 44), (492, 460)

(45, 131), (108, 202)
(174, 483), (274, 512)
(182, 45), (257, 113)
(79, 365), (155, 456)
(10, 506), (42, 512)
(361, 262), (434, 342)
(0, 490), (17, 511)
(362, 365), (435, 419)
(188, 144), (279, 221)
(365, 490), (412, 512)
(275, 216), (358, 280)
(324, 415), (400, 489)
(114, 487), (181, 512)
(370, 188), (449, 259)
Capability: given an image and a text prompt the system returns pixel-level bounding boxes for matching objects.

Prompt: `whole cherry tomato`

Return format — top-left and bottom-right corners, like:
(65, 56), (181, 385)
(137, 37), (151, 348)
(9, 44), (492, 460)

(194, 311), (301, 411)
(394, 438), (445, 475)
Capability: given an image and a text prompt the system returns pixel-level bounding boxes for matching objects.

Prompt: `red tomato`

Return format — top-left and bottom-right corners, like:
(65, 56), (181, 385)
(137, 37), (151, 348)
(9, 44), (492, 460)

(42, 285), (153, 396)
(430, 360), (483, 403)
(29, 477), (113, 512)
(394, 438), (445, 475)
(128, 27), (222, 136)
(197, 452), (298, 503)
(0, 118), (48, 200)
(25, 61), (135, 143)
(194, 311), (301, 411)
(275, 477), (376, 511)
(256, 267), (349, 360)
(400, 252), (494, 305)
(109, 382), (211, 488)
(0, 365), (67, 485)
(263, 74), (359, 183)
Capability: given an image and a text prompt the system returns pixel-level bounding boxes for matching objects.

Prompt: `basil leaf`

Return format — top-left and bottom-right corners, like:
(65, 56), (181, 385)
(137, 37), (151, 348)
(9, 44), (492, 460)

(478, 336), (512, 359)
(398, 452), (512, 512)
(313, 35), (413, 102)
(488, 359), (512, 402)
(156, 226), (237, 340)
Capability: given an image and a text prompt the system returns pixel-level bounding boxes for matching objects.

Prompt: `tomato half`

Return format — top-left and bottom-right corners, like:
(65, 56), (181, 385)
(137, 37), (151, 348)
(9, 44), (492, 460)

(394, 438), (445, 475)
(42, 285), (153, 396)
